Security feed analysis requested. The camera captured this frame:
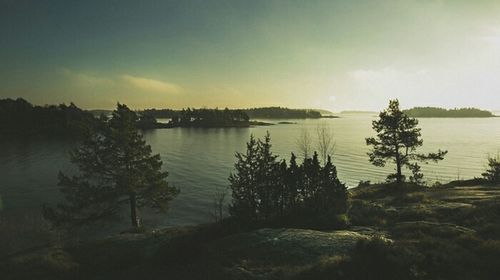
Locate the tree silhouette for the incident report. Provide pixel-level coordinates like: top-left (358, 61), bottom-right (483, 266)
top-left (366, 100), bottom-right (447, 184)
top-left (0, 98), bottom-right (98, 139)
top-left (482, 154), bottom-right (500, 183)
top-left (229, 133), bottom-right (348, 228)
top-left (43, 104), bottom-right (178, 230)
top-left (229, 135), bottom-right (260, 219)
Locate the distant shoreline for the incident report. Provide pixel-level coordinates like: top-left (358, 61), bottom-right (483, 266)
top-left (403, 107), bottom-right (495, 118)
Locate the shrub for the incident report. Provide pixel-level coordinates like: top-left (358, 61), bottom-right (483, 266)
top-left (482, 154), bottom-right (500, 184)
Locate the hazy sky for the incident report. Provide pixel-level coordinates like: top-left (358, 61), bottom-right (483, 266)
top-left (2, 0), bottom-right (500, 111)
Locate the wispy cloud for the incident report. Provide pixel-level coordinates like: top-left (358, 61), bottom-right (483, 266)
top-left (61, 68), bottom-right (113, 87)
top-left (62, 69), bottom-right (182, 94)
top-left (121, 74), bottom-right (182, 94)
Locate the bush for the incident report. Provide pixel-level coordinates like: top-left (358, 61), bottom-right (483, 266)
top-left (482, 154), bottom-right (500, 184)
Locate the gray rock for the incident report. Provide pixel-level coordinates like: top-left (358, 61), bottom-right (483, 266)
top-left (205, 228), bottom-right (373, 279)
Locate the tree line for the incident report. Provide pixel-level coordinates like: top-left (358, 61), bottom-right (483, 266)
top-left (243, 107), bottom-right (322, 119)
top-left (167, 108), bottom-right (250, 127)
top-left (229, 133), bottom-right (348, 228)
top-left (403, 107), bottom-right (494, 118)
top-left (142, 106), bottom-right (323, 121)
top-left (0, 98), bottom-right (98, 139)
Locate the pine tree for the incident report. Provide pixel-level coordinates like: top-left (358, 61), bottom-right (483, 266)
top-left (43, 104), bottom-right (179, 230)
top-left (255, 132), bottom-right (280, 219)
top-left (482, 154), bottom-right (500, 183)
top-left (229, 133), bottom-right (349, 228)
top-left (366, 100), bottom-right (447, 184)
top-left (285, 153), bottom-right (301, 212)
top-left (302, 152), bottom-right (322, 203)
top-left (319, 156), bottom-right (348, 214)
top-left (229, 135), bottom-right (259, 219)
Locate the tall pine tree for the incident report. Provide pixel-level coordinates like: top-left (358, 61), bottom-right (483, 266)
top-left (44, 104), bottom-right (179, 230)
top-left (366, 99), bottom-right (447, 184)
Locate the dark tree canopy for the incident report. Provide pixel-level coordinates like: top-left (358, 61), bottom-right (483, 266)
top-left (403, 107), bottom-right (494, 118)
top-left (141, 106), bottom-right (323, 122)
top-left (243, 107), bottom-right (322, 119)
top-left (170, 107), bottom-right (249, 127)
top-left (0, 98), bottom-right (98, 139)
top-left (43, 104), bottom-right (179, 230)
top-left (229, 133), bottom-right (348, 228)
top-left (366, 100), bottom-right (447, 184)
top-left (142, 107), bottom-right (250, 128)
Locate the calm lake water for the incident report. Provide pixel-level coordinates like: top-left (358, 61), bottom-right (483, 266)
top-left (1, 113), bottom-right (500, 228)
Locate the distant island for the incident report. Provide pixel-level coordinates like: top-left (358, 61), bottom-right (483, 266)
top-left (160, 108), bottom-right (250, 128)
top-left (243, 107), bottom-right (322, 119)
top-left (403, 107), bottom-right (495, 118)
top-left (143, 107), bottom-right (334, 120)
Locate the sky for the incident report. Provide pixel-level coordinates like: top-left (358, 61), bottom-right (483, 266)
top-left (1, 0), bottom-right (500, 111)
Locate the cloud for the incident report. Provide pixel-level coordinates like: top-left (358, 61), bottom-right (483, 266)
top-left (121, 74), bottom-right (182, 94)
top-left (61, 68), bottom-right (113, 87)
top-left (62, 69), bottom-right (182, 94)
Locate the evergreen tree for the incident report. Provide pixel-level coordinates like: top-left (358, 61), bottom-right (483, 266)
top-left (319, 156), bottom-right (348, 214)
top-left (482, 154), bottom-right (500, 183)
top-left (255, 132), bottom-right (280, 219)
top-left (285, 153), bottom-right (301, 212)
top-left (302, 152), bottom-right (322, 203)
top-left (366, 100), bottom-right (447, 184)
top-left (229, 133), bottom-right (348, 228)
top-left (43, 104), bottom-right (179, 230)
top-left (229, 135), bottom-right (259, 219)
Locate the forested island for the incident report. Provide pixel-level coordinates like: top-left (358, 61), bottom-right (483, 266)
top-left (403, 107), bottom-right (495, 118)
top-left (243, 107), bottom-right (323, 119)
top-left (166, 108), bottom-right (250, 128)
top-left (143, 107), bottom-right (329, 120)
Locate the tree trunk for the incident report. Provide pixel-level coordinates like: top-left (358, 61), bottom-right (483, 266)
top-left (396, 160), bottom-right (402, 184)
top-left (395, 145), bottom-right (402, 184)
top-left (130, 193), bottom-right (140, 229)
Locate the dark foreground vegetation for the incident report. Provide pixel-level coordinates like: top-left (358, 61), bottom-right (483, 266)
top-left (229, 133), bottom-right (348, 229)
top-left (3, 180), bottom-right (500, 280)
top-left (42, 104), bottom-right (179, 231)
top-left (403, 107), bottom-right (495, 118)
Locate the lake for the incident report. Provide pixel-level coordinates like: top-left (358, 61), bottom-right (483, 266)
top-left (1, 113), bottom-right (499, 228)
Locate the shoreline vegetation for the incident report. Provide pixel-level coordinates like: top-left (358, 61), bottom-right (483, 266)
top-left (403, 107), bottom-right (495, 118)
